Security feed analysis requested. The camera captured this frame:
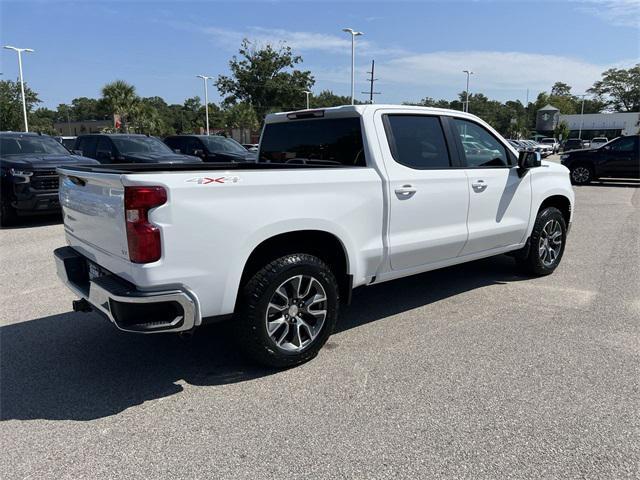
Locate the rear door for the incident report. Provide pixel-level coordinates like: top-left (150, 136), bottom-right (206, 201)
top-left (376, 112), bottom-right (469, 270)
top-left (450, 117), bottom-right (532, 255)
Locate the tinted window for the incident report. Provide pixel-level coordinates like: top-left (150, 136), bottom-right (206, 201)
top-left (0, 136), bottom-right (70, 156)
top-left (384, 115), bottom-right (451, 169)
top-left (164, 137), bottom-right (183, 152)
top-left (259, 117), bottom-right (366, 166)
top-left (201, 136), bottom-right (247, 154)
top-left (96, 137), bottom-right (113, 154)
top-left (111, 136), bottom-right (172, 155)
top-left (183, 138), bottom-right (203, 155)
top-left (77, 136), bottom-right (98, 158)
top-left (609, 137), bottom-right (635, 152)
top-left (453, 119), bottom-right (510, 167)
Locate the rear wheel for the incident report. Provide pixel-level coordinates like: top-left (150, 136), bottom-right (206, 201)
top-left (236, 254), bottom-right (339, 368)
top-left (517, 207), bottom-right (567, 276)
top-left (570, 164), bottom-right (593, 185)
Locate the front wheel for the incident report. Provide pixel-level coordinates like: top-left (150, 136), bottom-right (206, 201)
top-left (570, 164), bottom-right (593, 185)
top-left (516, 207), bottom-right (567, 276)
top-left (236, 254), bottom-right (339, 368)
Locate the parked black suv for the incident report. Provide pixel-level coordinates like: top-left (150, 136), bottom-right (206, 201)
top-left (561, 135), bottom-right (639, 185)
top-left (74, 134), bottom-right (201, 164)
top-left (164, 135), bottom-right (255, 162)
top-left (0, 132), bottom-right (97, 225)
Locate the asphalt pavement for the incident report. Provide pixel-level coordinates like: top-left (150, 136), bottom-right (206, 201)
top-left (1, 175), bottom-right (639, 479)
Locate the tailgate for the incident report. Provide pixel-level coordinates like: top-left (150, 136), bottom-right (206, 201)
top-left (58, 168), bottom-right (129, 260)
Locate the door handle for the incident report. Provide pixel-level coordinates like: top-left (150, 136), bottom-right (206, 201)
top-left (395, 185), bottom-right (417, 197)
top-left (471, 180), bottom-right (487, 192)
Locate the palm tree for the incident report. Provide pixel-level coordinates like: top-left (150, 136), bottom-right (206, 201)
top-left (101, 80), bottom-right (137, 132)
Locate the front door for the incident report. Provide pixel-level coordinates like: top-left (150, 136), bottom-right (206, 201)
top-left (377, 112), bottom-right (470, 271)
top-left (450, 118), bottom-right (532, 255)
top-left (599, 136), bottom-right (640, 178)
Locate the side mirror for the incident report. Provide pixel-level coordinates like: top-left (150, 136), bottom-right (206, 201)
top-left (518, 150), bottom-right (541, 171)
top-left (73, 150), bottom-right (84, 156)
top-left (193, 149), bottom-right (204, 157)
top-left (173, 149), bottom-right (181, 154)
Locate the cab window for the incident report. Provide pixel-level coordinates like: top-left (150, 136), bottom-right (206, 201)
top-left (452, 119), bottom-right (511, 167)
top-left (609, 137), bottom-right (635, 152)
top-left (383, 115), bottom-right (451, 169)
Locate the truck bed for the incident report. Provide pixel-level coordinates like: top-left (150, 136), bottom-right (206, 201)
top-left (58, 161), bottom-right (348, 175)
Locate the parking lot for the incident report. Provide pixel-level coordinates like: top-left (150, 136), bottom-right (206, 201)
top-left (1, 174), bottom-right (639, 479)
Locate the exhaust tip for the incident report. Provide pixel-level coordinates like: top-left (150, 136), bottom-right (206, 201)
top-left (72, 299), bottom-right (93, 313)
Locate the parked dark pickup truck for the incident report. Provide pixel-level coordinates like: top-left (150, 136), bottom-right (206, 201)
top-left (74, 134), bottom-right (202, 164)
top-left (0, 132), bottom-right (98, 226)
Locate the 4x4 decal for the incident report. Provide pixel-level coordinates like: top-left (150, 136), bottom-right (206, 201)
top-left (186, 176), bottom-right (240, 185)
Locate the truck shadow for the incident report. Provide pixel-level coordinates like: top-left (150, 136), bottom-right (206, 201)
top-left (1, 256), bottom-right (528, 421)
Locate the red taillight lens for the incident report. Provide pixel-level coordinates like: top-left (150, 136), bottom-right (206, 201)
top-left (124, 186), bottom-right (167, 263)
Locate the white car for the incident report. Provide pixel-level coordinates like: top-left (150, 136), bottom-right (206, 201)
top-left (539, 137), bottom-right (559, 154)
top-left (590, 137), bottom-right (609, 149)
top-left (54, 105), bottom-right (575, 367)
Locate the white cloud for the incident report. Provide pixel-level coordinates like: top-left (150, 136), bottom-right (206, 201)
top-left (574, 0), bottom-right (640, 27)
top-left (377, 51), bottom-right (616, 94)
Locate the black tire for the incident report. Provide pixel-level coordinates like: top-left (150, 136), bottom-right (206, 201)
top-left (516, 207), bottom-right (567, 276)
top-left (236, 254), bottom-right (339, 368)
top-left (569, 164), bottom-right (593, 185)
top-left (0, 200), bottom-right (17, 227)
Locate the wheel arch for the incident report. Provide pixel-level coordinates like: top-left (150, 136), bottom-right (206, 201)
top-left (237, 229), bottom-right (353, 307)
top-left (538, 195), bottom-right (572, 226)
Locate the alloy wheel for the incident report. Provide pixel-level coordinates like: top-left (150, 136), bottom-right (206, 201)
top-left (265, 274), bottom-right (327, 352)
top-left (538, 219), bottom-right (563, 267)
top-left (571, 166), bottom-right (590, 183)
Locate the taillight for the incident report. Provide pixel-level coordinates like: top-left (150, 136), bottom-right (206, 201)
top-left (124, 186), bottom-right (167, 263)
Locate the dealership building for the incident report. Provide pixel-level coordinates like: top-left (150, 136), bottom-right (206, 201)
top-left (536, 104), bottom-right (640, 139)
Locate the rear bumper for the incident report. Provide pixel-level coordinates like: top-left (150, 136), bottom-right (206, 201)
top-left (54, 246), bottom-right (198, 333)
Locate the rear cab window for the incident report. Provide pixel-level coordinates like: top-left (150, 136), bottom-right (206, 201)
top-left (259, 117), bottom-right (366, 167)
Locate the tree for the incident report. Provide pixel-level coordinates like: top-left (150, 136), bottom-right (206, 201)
top-left (588, 64), bottom-right (640, 112)
top-left (551, 82), bottom-right (572, 97)
top-left (554, 121), bottom-right (570, 141)
top-left (216, 39), bottom-right (314, 121)
top-left (225, 102), bottom-right (259, 130)
top-left (101, 80), bottom-right (138, 130)
top-left (0, 80), bottom-right (41, 131)
top-left (311, 90), bottom-right (354, 108)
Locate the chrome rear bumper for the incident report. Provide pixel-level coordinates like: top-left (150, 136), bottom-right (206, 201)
top-left (54, 247), bottom-right (198, 333)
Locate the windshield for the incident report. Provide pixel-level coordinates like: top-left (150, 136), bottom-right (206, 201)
top-left (111, 136), bottom-right (172, 155)
top-left (540, 139), bottom-right (555, 144)
top-left (0, 136), bottom-right (70, 156)
top-left (201, 136), bottom-right (247, 155)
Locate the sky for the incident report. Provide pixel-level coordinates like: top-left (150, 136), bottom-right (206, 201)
top-left (1, 0), bottom-right (639, 109)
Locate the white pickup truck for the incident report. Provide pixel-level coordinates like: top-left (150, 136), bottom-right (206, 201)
top-left (54, 105), bottom-right (574, 367)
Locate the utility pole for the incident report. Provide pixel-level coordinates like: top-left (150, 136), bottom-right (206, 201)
top-left (361, 59), bottom-right (381, 104)
top-left (342, 28), bottom-right (363, 105)
top-left (462, 69), bottom-right (474, 113)
top-left (4, 45), bottom-right (35, 132)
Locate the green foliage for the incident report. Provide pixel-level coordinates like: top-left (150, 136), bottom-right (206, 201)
top-left (101, 80), bottom-right (137, 130)
top-left (311, 90), bottom-right (355, 108)
top-left (588, 64), bottom-right (640, 112)
top-left (216, 39), bottom-right (315, 121)
top-left (554, 121), bottom-right (570, 141)
top-left (225, 102), bottom-right (259, 130)
top-left (0, 79), bottom-right (41, 131)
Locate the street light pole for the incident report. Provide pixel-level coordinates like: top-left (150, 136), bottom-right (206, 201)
top-left (196, 75), bottom-right (213, 135)
top-left (303, 90), bottom-right (312, 109)
top-left (462, 70), bottom-right (474, 113)
top-left (342, 28), bottom-right (363, 105)
top-left (4, 45), bottom-right (35, 132)
top-left (578, 94), bottom-right (587, 140)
